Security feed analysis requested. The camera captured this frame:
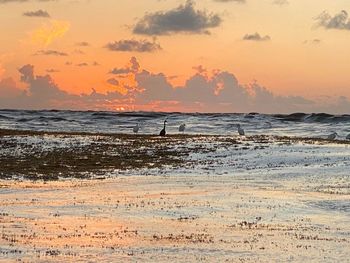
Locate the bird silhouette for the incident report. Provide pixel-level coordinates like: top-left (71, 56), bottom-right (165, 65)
top-left (237, 124), bottom-right (245, 136)
top-left (133, 123), bottom-right (140, 133)
top-left (179, 123), bottom-right (186, 133)
top-left (327, 132), bottom-right (337, 140)
top-left (159, 120), bottom-right (167, 136)
top-left (346, 134), bottom-right (350, 140)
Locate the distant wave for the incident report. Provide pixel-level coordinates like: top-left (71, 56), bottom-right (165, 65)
top-left (273, 113), bottom-right (350, 123)
top-left (1, 109), bottom-right (350, 138)
top-left (0, 114), bottom-right (13, 120)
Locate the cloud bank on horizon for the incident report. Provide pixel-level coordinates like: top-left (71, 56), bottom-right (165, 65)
top-left (1, 57), bottom-right (350, 114)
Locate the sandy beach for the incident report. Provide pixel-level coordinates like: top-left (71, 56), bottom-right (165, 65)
top-left (0, 131), bottom-right (349, 262)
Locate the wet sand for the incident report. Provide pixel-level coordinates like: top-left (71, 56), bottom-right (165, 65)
top-left (0, 176), bottom-right (349, 262)
top-left (0, 130), bottom-right (349, 262)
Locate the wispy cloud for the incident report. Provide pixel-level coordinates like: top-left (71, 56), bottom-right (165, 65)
top-left (105, 39), bottom-right (161, 52)
top-left (34, 50), bottom-right (68, 56)
top-left (0, 0), bottom-right (56, 3)
top-left (31, 20), bottom-right (70, 46)
top-left (23, 9), bottom-right (50, 18)
top-left (243, 32), bottom-right (271, 41)
top-left (214, 0), bottom-right (246, 3)
top-left (272, 0), bottom-right (289, 6)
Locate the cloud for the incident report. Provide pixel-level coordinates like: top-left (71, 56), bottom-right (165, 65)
top-left (107, 78), bottom-right (119, 86)
top-left (76, 62), bottom-right (88, 67)
top-left (128, 58), bottom-right (325, 113)
top-left (76, 41), bottom-right (90, 47)
top-left (243, 32), bottom-right (271, 41)
top-left (315, 10), bottom-right (350, 30)
top-left (0, 0), bottom-right (55, 3)
top-left (133, 0), bottom-right (222, 35)
top-left (73, 49), bottom-right (85, 55)
top-left (0, 64), bottom-right (126, 110)
top-left (214, 0), bottom-right (246, 3)
top-left (109, 56), bottom-right (140, 75)
top-left (23, 9), bottom-right (50, 18)
top-left (0, 77), bottom-right (23, 98)
top-left (304, 39), bottom-right (321, 45)
top-left (105, 39), bottom-right (161, 52)
top-left (46, 69), bottom-right (60, 73)
top-left (133, 61), bottom-right (314, 113)
top-left (1, 58), bottom-right (350, 113)
top-left (272, 0), bottom-right (289, 6)
top-left (34, 50), bottom-right (68, 56)
top-left (31, 20), bottom-right (70, 46)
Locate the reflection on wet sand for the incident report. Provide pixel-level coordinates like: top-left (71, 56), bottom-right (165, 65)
top-left (1, 175), bottom-right (349, 262)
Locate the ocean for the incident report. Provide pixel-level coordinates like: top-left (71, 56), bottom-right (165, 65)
top-left (1, 109), bottom-right (350, 139)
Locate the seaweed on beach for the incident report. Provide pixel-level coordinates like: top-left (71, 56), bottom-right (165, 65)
top-left (0, 129), bottom-right (349, 180)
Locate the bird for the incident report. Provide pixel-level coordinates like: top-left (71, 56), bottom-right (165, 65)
top-left (327, 132), bottom-right (337, 140)
top-left (237, 124), bottom-right (245, 136)
top-left (179, 123), bottom-right (186, 133)
top-left (133, 123), bottom-right (140, 133)
top-left (346, 134), bottom-right (350, 140)
top-left (159, 120), bottom-right (167, 136)
top-left (264, 122), bottom-right (272, 129)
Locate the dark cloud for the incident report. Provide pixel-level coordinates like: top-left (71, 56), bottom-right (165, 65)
top-left (107, 78), bottom-right (119, 86)
top-left (105, 39), bottom-right (161, 52)
top-left (133, 0), bottom-right (222, 35)
top-left (316, 10), bottom-right (350, 30)
top-left (110, 68), bottom-right (132, 75)
top-left (34, 50), bottom-right (68, 56)
top-left (23, 9), bottom-right (50, 18)
top-left (243, 32), bottom-right (271, 41)
top-left (109, 57), bottom-right (140, 75)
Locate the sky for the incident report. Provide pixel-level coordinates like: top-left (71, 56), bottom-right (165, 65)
top-left (1, 0), bottom-right (350, 113)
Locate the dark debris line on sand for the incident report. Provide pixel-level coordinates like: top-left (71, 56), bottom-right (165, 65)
top-left (0, 129), bottom-right (349, 181)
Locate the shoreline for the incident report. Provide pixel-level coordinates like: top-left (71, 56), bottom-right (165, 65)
top-left (1, 128), bottom-right (350, 181)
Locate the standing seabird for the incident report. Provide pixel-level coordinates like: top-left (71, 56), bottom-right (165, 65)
top-left (159, 120), bottom-right (167, 136)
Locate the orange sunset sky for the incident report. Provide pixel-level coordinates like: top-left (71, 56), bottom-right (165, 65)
top-left (1, 0), bottom-right (350, 113)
